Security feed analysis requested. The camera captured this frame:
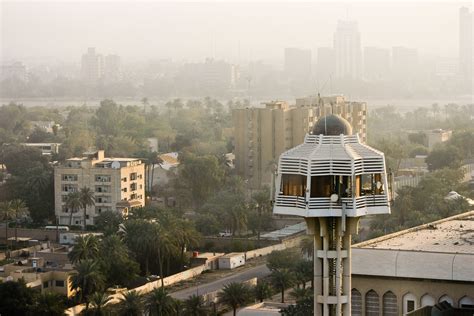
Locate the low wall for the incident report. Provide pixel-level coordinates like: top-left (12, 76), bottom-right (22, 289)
top-left (65, 234), bottom-right (305, 316)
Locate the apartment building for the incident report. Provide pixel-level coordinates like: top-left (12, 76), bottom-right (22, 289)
top-left (232, 96), bottom-right (367, 189)
top-left (54, 150), bottom-right (145, 226)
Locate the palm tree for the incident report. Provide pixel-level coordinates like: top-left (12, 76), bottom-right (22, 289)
top-left (254, 281), bottom-right (272, 303)
top-left (90, 292), bottom-right (111, 316)
top-left (152, 224), bottom-right (179, 286)
top-left (174, 219), bottom-right (201, 270)
top-left (300, 237), bottom-right (314, 259)
top-left (68, 234), bottom-right (100, 264)
top-left (218, 282), bottom-right (252, 316)
top-left (145, 287), bottom-right (175, 316)
top-left (70, 259), bottom-right (105, 310)
top-left (34, 292), bottom-right (66, 315)
top-left (184, 294), bottom-right (207, 316)
top-left (119, 291), bottom-right (143, 316)
top-left (293, 260), bottom-right (313, 289)
top-left (0, 201), bottom-right (12, 251)
top-left (79, 187), bottom-right (95, 230)
top-left (65, 191), bottom-right (81, 226)
top-left (270, 269), bottom-right (294, 303)
top-left (251, 188), bottom-right (271, 245)
top-left (9, 199), bottom-right (28, 246)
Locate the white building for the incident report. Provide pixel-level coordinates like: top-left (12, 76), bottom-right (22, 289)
top-left (81, 47), bottom-right (104, 84)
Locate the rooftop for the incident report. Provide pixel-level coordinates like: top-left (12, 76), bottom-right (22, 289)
top-left (355, 211), bottom-right (474, 254)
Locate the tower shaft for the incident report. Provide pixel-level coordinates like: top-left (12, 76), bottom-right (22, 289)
top-left (307, 216), bottom-right (359, 316)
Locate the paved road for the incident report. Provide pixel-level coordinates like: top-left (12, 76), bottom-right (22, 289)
top-left (170, 264), bottom-right (270, 300)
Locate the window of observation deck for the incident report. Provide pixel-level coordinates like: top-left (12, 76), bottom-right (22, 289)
top-left (310, 175), bottom-right (351, 198)
top-left (281, 174), bottom-right (306, 197)
top-left (356, 174), bottom-right (384, 196)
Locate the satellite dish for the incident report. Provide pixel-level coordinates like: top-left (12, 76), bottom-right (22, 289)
top-left (330, 194), bottom-right (339, 202)
top-left (111, 161), bottom-right (121, 169)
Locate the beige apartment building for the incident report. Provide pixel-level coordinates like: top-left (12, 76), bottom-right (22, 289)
top-left (232, 95), bottom-right (367, 189)
top-left (54, 150), bottom-right (145, 226)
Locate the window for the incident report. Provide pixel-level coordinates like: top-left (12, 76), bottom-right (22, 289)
top-left (403, 293), bottom-right (418, 314)
top-left (62, 184), bottom-right (78, 193)
top-left (95, 185), bottom-right (110, 193)
top-left (352, 289), bottom-right (362, 316)
top-left (383, 291), bottom-right (397, 316)
top-left (281, 174), bottom-right (306, 197)
top-left (122, 177), bottom-right (127, 182)
top-left (43, 281), bottom-right (49, 288)
top-left (407, 300), bottom-right (415, 312)
top-left (365, 290), bottom-right (379, 316)
top-left (55, 280), bottom-right (64, 287)
top-left (130, 183), bottom-right (137, 191)
top-left (356, 174), bottom-right (384, 196)
top-left (95, 175), bottom-right (111, 182)
top-left (130, 173), bottom-right (137, 180)
top-left (62, 174), bottom-right (78, 181)
top-left (310, 175), bottom-right (351, 198)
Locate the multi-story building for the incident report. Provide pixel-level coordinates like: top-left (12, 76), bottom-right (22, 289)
top-left (315, 47), bottom-right (335, 84)
top-left (232, 96), bottom-right (367, 189)
top-left (81, 47), bottom-right (104, 84)
top-left (54, 150), bottom-right (145, 226)
top-left (104, 54), bottom-right (122, 82)
top-left (334, 20), bottom-right (362, 80)
top-left (459, 7), bottom-right (473, 90)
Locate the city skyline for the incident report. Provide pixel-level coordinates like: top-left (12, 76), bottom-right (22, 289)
top-left (1, 2), bottom-right (471, 64)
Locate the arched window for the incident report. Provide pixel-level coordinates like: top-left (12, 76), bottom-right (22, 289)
top-left (439, 295), bottom-right (454, 306)
top-left (365, 290), bottom-right (379, 316)
top-left (403, 293), bottom-right (417, 314)
top-left (383, 291), bottom-right (398, 316)
top-left (459, 296), bottom-right (474, 309)
top-left (421, 294), bottom-right (435, 307)
top-left (352, 288), bottom-right (362, 316)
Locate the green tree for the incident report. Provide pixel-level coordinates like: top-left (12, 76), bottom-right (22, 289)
top-left (426, 145), bottom-right (463, 171)
top-left (10, 199), bottom-right (28, 246)
top-left (70, 259), bottom-right (105, 310)
top-left (68, 234), bottom-right (100, 264)
top-left (218, 282), bottom-right (252, 316)
top-left (118, 291), bottom-right (143, 316)
top-left (34, 292), bottom-right (66, 316)
top-left (267, 249), bottom-right (301, 271)
top-left (293, 260), bottom-right (313, 289)
top-left (94, 210), bottom-right (123, 236)
top-left (0, 201), bottom-right (13, 251)
top-left (254, 280), bottom-right (272, 303)
top-left (184, 294), bottom-right (207, 316)
top-left (79, 186), bottom-right (95, 230)
top-left (145, 287), bottom-right (175, 316)
top-left (98, 234), bottom-right (140, 287)
top-left (290, 287), bottom-right (312, 302)
top-left (89, 292), bottom-right (111, 316)
top-left (0, 279), bottom-right (36, 315)
top-left (270, 269), bottom-right (295, 303)
top-left (65, 191), bottom-right (82, 226)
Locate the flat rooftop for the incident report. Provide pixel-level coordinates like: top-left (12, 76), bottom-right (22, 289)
top-left (355, 210), bottom-right (474, 254)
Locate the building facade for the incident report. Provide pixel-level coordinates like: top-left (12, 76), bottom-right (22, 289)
top-left (334, 20), bottom-right (362, 80)
top-left (351, 211), bottom-right (474, 315)
top-left (232, 96), bottom-right (367, 189)
top-left (54, 150), bottom-right (145, 226)
top-left (81, 47), bottom-right (104, 84)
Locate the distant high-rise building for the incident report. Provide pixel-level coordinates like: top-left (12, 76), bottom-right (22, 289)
top-left (334, 21), bottom-right (362, 80)
top-left (392, 46), bottom-right (418, 80)
top-left (81, 47), bottom-right (104, 83)
top-left (459, 7), bottom-right (473, 90)
top-left (315, 47), bottom-right (335, 86)
top-left (363, 47), bottom-right (390, 81)
top-left (232, 96), bottom-right (367, 189)
top-left (104, 54), bottom-right (122, 82)
top-left (284, 48), bottom-right (312, 81)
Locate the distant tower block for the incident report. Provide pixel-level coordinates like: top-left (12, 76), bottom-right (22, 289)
top-left (273, 115), bottom-right (391, 316)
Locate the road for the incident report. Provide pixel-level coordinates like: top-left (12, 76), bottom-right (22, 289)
top-left (170, 264), bottom-right (270, 300)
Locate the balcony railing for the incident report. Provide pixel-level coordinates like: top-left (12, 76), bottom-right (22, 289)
top-left (275, 194), bottom-right (389, 210)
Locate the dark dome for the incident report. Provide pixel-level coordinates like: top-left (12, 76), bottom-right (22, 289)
top-left (312, 114), bottom-right (353, 136)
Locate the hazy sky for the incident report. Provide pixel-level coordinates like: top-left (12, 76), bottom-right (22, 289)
top-left (1, 1), bottom-right (472, 64)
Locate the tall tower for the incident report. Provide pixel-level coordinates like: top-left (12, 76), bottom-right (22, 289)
top-left (273, 115), bottom-right (391, 315)
top-left (334, 21), bottom-right (362, 80)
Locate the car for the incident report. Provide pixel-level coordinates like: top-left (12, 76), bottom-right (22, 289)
top-left (219, 231), bottom-right (232, 237)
